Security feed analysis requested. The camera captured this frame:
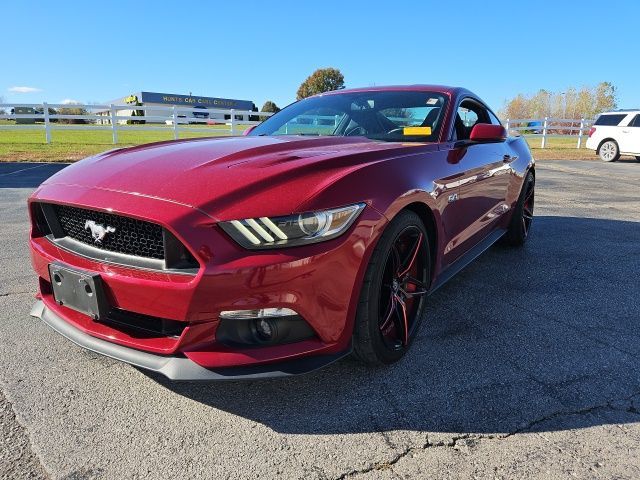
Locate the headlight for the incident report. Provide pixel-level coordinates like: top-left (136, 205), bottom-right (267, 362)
top-left (219, 203), bottom-right (366, 249)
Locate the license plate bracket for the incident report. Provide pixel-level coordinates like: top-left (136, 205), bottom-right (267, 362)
top-left (48, 263), bottom-right (109, 321)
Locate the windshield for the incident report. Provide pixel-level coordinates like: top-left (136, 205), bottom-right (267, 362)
top-left (249, 90), bottom-right (448, 142)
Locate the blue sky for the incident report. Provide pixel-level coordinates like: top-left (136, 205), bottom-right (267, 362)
top-left (2, 1), bottom-right (639, 111)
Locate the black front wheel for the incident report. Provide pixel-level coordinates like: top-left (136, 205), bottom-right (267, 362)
top-left (353, 211), bottom-right (430, 365)
top-left (503, 171), bottom-right (535, 247)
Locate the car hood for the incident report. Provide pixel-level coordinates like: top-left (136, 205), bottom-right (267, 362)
top-left (43, 136), bottom-right (433, 220)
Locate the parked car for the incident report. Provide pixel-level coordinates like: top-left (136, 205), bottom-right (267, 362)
top-left (190, 105), bottom-right (209, 124)
top-left (28, 85), bottom-right (535, 380)
top-left (527, 121), bottom-right (543, 135)
top-left (164, 114), bottom-right (188, 125)
top-left (586, 110), bottom-right (640, 162)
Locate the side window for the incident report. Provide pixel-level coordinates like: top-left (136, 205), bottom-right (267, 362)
top-left (594, 114), bottom-right (626, 126)
top-left (488, 110), bottom-right (502, 126)
top-left (459, 107), bottom-right (478, 128)
top-left (455, 100), bottom-right (491, 140)
top-left (630, 114), bottom-right (640, 127)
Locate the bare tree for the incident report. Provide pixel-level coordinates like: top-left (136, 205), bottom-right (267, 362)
top-left (500, 82), bottom-right (618, 121)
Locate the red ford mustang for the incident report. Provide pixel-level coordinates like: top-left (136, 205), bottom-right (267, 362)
top-left (28, 86), bottom-right (535, 380)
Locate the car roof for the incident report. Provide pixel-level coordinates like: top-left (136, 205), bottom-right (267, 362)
top-left (315, 85), bottom-right (478, 99)
top-left (600, 109), bottom-right (640, 114)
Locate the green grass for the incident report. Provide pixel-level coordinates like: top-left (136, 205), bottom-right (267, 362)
top-left (0, 122), bottom-right (596, 162)
top-left (0, 123), bottom-right (248, 162)
top-left (523, 136), bottom-right (585, 149)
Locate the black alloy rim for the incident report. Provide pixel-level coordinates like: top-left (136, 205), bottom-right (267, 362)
top-left (378, 226), bottom-right (428, 350)
top-left (522, 179), bottom-right (535, 238)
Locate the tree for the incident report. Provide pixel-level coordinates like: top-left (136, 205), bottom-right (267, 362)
top-left (261, 100), bottom-right (280, 114)
top-left (260, 100), bottom-right (280, 121)
top-left (500, 82), bottom-right (618, 121)
top-left (528, 89), bottom-right (551, 118)
top-left (501, 94), bottom-right (529, 120)
top-left (296, 68), bottom-right (345, 100)
top-left (575, 87), bottom-right (594, 120)
top-left (593, 82), bottom-right (617, 115)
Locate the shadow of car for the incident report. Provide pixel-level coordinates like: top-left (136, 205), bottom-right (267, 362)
top-left (144, 215), bottom-right (640, 437)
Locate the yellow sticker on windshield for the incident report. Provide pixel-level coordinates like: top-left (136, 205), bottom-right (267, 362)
top-left (403, 126), bottom-right (432, 135)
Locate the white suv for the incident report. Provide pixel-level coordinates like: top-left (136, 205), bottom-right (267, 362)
top-left (586, 110), bottom-right (640, 162)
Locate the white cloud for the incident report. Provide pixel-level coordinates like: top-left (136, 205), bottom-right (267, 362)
top-left (8, 86), bottom-right (43, 93)
top-left (60, 99), bottom-right (81, 105)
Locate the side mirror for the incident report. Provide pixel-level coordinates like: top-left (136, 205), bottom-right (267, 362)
top-left (469, 124), bottom-right (507, 142)
top-left (243, 125), bottom-right (257, 136)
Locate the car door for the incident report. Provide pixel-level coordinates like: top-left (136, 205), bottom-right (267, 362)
top-left (619, 114), bottom-right (640, 154)
top-left (439, 99), bottom-right (513, 264)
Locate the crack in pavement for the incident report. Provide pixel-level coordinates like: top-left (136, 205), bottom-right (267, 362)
top-left (333, 434), bottom-right (494, 479)
top-left (0, 386), bottom-right (49, 479)
top-left (0, 290), bottom-right (34, 297)
top-left (333, 390), bottom-right (640, 479)
top-left (507, 390), bottom-right (640, 437)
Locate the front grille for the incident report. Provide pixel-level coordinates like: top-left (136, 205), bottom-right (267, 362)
top-left (53, 204), bottom-right (165, 260)
top-left (35, 202), bottom-right (199, 273)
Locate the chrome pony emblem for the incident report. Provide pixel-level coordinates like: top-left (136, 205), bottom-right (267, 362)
top-left (84, 220), bottom-right (116, 244)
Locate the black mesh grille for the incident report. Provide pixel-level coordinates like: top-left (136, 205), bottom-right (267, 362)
top-left (52, 204), bottom-right (165, 260)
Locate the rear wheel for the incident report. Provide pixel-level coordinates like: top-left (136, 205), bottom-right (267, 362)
top-left (353, 211), bottom-right (430, 365)
top-left (599, 140), bottom-right (620, 162)
top-left (635, 156), bottom-right (640, 162)
top-left (503, 172), bottom-right (535, 247)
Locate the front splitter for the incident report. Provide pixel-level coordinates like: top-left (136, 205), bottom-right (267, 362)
top-left (30, 300), bottom-right (350, 381)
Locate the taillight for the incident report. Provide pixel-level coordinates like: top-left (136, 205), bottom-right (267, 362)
top-left (588, 127), bottom-right (596, 138)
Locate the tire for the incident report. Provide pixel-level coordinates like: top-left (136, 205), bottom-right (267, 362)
top-left (635, 156), bottom-right (640, 162)
top-left (599, 140), bottom-right (620, 162)
top-left (502, 171), bottom-right (535, 247)
top-left (353, 210), bottom-right (430, 365)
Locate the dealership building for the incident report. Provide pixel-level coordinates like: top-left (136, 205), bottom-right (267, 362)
top-left (97, 91), bottom-right (255, 124)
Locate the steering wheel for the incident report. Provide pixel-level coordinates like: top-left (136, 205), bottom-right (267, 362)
top-left (345, 126), bottom-right (366, 136)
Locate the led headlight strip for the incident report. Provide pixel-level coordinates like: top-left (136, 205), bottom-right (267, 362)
top-left (219, 203), bottom-right (365, 249)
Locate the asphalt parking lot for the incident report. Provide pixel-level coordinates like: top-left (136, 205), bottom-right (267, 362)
top-left (1, 159), bottom-right (639, 479)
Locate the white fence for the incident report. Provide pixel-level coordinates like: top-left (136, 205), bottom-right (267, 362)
top-left (0, 103), bottom-right (272, 144)
top-left (503, 117), bottom-right (594, 148)
top-left (1, 103), bottom-right (594, 148)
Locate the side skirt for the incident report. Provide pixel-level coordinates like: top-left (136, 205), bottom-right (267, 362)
top-left (429, 228), bottom-right (506, 294)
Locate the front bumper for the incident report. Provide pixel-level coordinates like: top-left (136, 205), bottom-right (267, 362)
top-left (30, 300), bottom-right (350, 380)
top-left (28, 183), bottom-right (386, 378)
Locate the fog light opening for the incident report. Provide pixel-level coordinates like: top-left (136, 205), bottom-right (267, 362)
top-left (217, 308), bottom-right (315, 346)
top-left (255, 318), bottom-right (275, 341)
